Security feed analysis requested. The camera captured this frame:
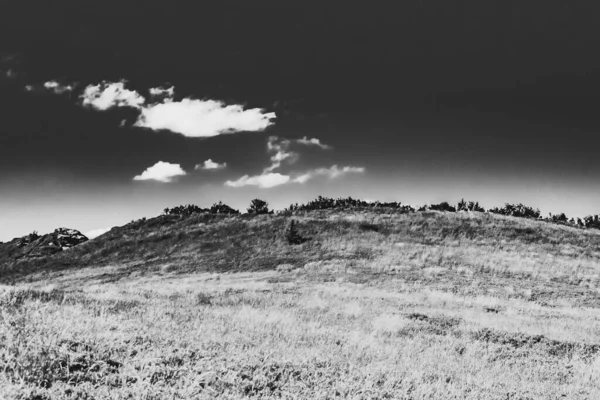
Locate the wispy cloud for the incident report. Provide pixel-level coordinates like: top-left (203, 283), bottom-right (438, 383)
top-left (195, 159), bottom-right (227, 170)
top-left (149, 86), bottom-right (174, 98)
top-left (264, 136), bottom-right (298, 172)
top-left (81, 80), bottom-right (146, 110)
top-left (296, 136), bottom-right (332, 150)
top-left (225, 136), bottom-right (363, 189)
top-left (225, 173), bottom-right (290, 189)
top-left (44, 80), bottom-right (74, 94)
top-left (292, 165), bottom-right (365, 184)
top-left (133, 161), bottom-right (186, 183)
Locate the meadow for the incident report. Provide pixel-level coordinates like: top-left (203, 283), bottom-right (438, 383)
top-left (2, 210), bottom-right (600, 399)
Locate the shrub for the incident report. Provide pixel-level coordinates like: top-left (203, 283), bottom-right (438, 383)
top-left (163, 204), bottom-right (208, 216)
top-left (583, 215), bottom-right (600, 229)
top-left (428, 202), bottom-right (457, 212)
top-left (247, 199), bottom-right (271, 215)
top-left (488, 203), bottom-right (541, 219)
top-left (546, 213), bottom-right (569, 224)
top-left (210, 201), bottom-right (240, 215)
top-left (456, 199), bottom-right (485, 212)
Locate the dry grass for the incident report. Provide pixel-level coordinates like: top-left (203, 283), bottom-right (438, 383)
top-left (2, 210), bottom-right (600, 398)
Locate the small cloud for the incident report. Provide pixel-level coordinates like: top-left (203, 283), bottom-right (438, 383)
top-left (225, 172), bottom-right (290, 189)
top-left (81, 80), bottom-right (145, 110)
top-left (44, 80), bottom-right (73, 94)
top-left (296, 136), bottom-right (332, 150)
top-left (149, 86), bottom-right (174, 98)
top-left (24, 85), bottom-right (35, 92)
top-left (135, 98), bottom-right (275, 138)
top-left (291, 165), bottom-right (365, 183)
top-left (133, 161), bottom-right (186, 183)
top-left (85, 227), bottom-right (111, 239)
top-left (196, 159), bottom-right (227, 170)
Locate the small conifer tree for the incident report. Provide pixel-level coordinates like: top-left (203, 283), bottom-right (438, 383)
top-left (286, 220), bottom-right (303, 245)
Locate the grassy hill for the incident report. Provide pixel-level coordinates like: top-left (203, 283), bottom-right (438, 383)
top-left (2, 209), bottom-right (600, 398)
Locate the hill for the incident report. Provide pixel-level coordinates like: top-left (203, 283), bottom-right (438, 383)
top-left (0, 228), bottom-right (88, 265)
top-left (3, 210), bottom-right (600, 297)
top-left (2, 209), bottom-right (600, 398)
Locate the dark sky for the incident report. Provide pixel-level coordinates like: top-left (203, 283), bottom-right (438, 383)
top-left (1, 1), bottom-right (600, 240)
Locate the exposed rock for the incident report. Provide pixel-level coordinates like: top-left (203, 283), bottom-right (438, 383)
top-left (0, 228), bottom-right (88, 262)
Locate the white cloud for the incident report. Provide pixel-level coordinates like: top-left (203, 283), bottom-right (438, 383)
top-left (133, 161), bottom-right (187, 183)
top-left (44, 80), bottom-right (74, 94)
top-left (225, 173), bottom-right (290, 189)
top-left (296, 136), bottom-right (332, 149)
top-left (40, 79), bottom-right (276, 138)
top-left (81, 80), bottom-right (145, 110)
top-left (149, 86), bottom-right (174, 98)
top-left (291, 165), bottom-right (365, 183)
top-left (196, 159), bottom-right (227, 170)
top-left (85, 227), bottom-right (111, 239)
top-left (135, 98), bottom-right (275, 138)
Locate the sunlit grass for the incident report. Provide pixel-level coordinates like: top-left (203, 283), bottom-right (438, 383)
top-left (3, 210), bottom-right (600, 398)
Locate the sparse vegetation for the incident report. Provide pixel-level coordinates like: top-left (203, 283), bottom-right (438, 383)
top-left (285, 196), bottom-right (414, 213)
top-left (489, 202), bottom-right (542, 219)
top-left (457, 199), bottom-right (485, 212)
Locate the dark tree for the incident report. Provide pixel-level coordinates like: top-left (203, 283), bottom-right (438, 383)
top-left (247, 199), bottom-right (271, 215)
top-left (286, 220), bottom-right (304, 245)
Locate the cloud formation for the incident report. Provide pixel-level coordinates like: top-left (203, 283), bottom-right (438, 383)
top-left (225, 173), bottom-right (290, 189)
top-left (44, 80), bottom-right (73, 94)
top-left (225, 136), bottom-right (362, 189)
top-left (81, 81), bottom-right (145, 110)
top-left (133, 161), bottom-right (186, 183)
top-left (135, 98), bottom-right (275, 138)
top-left (196, 159), bottom-right (227, 170)
top-left (74, 80), bottom-right (276, 137)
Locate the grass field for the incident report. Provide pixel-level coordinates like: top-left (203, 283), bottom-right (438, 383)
top-left (2, 210), bottom-right (600, 399)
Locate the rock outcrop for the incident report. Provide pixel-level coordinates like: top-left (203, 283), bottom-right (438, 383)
top-left (0, 228), bottom-right (88, 262)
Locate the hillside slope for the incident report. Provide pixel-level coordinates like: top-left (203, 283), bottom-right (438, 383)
top-left (3, 210), bottom-right (600, 305)
top-left (4, 210), bottom-right (600, 398)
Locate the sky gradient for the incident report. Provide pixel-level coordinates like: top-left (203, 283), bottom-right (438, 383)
top-left (1, 2), bottom-right (600, 241)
